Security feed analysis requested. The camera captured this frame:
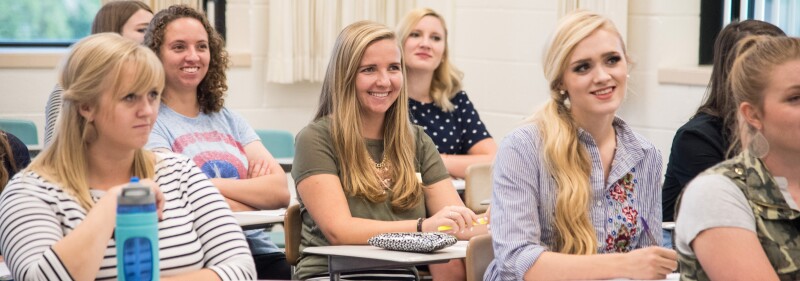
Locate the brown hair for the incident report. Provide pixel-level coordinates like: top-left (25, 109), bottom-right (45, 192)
top-left (145, 4), bottom-right (229, 114)
top-left (91, 0), bottom-right (153, 34)
top-left (0, 131), bottom-right (19, 189)
top-left (729, 36), bottom-right (800, 155)
top-left (696, 20), bottom-right (784, 154)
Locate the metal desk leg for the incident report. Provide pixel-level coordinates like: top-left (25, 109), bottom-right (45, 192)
top-left (328, 256), bottom-right (340, 281)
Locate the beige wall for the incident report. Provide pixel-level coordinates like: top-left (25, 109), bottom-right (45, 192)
top-left (0, 0), bottom-right (709, 171)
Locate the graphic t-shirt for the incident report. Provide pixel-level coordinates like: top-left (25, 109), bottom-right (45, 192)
top-left (147, 103), bottom-right (281, 255)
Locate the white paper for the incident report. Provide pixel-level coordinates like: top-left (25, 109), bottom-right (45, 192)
top-left (0, 261), bottom-right (11, 280)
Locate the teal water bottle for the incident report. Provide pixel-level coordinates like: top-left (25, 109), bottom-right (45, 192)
top-left (116, 177), bottom-right (159, 281)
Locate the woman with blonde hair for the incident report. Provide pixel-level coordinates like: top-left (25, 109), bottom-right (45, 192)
top-left (293, 20), bottom-right (487, 280)
top-left (0, 33), bottom-right (255, 280)
top-left (675, 35), bottom-right (800, 280)
top-left (396, 8), bottom-right (496, 179)
top-left (484, 10), bottom-right (676, 280)
top-left (44, 0), bottom-right (154, 146)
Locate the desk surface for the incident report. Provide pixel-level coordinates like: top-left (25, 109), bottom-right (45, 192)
top-left (234, 210), bottom-right (285, 230)
top-left (305, 240), bottom-right (468, 280)
top-left (452, 179), bottom-right (465, 191)
top-left (304, 240), bottom-right (467, 263)
top-left (276, 157), bottom-right (293, 172)
top-left (609, 273), bottom-right (679, 280)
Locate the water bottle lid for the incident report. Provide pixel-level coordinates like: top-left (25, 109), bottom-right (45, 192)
top-left (118, 176), bottom-right (156, 207)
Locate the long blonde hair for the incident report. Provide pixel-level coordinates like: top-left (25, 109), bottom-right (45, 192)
top-left (536, 10), bottom-right (627, 255)
top-left (729, 35), bottom-right (800, 155)
top-left (28, 33), bottom-right (164, 211)
top-left (315, 21), bottom-right (423, 211)
top-left (396, 8), bottom-right (463, 112)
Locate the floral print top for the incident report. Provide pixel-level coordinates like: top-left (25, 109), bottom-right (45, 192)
top-left (484, 117), bottom-right (664, 280)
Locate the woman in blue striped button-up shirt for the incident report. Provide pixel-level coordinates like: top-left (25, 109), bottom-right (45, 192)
top-left (484, 10), bottom-right (677, 280)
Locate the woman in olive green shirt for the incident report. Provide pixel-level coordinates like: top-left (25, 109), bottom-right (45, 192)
top-left (292, 21), bottom-right (488, 280)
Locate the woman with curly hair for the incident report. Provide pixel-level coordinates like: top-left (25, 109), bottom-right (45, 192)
top-left (0, 32), bottom-right (255, 281)
top-left (0, 130), bottom-right (30, 191)
top-left (144, 5), bottom-right (291, 280)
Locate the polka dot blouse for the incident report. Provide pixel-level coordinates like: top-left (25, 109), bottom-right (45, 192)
top-left (409, 91), bottom-right (492, 155)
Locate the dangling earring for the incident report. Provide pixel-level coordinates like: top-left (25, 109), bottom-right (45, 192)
top-left (559, 90), bottom-right (566, 95)
top-left (749, 130), bottom-right (770, 158)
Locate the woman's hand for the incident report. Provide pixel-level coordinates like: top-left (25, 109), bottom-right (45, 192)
top-left (107, 178), bottom-right (166, 220)
top-left (247, 158), bottom-right (270, 179)
top-left (623, 246), bottom-right (678, 279)
top-left (424, 205), bottom-right (479, 234)
top-left (483, 206), bottom-right (491, 231)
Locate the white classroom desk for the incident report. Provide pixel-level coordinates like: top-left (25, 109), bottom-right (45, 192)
top-left (304, 240), bottom-right (468, 281)
top-left (233, 209), bottom-right (285, 230)
top-left (452, 178), bottom-right (465, 191)
top-left (276, 157), bottom-right (293, 173)
top-left (302, 241), bottom-right (679, 281)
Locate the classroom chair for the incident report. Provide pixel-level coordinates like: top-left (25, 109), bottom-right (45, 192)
top-left (0, 118), bottom-right (38, 146)
top-left (284, 204), bottom-right (302, 268)
top-left (464, 163), bottom-right (492, 213)
top-left (466, 234), bottom-right (494, 281)
top-left (255, 129), bottom-right (295, 159)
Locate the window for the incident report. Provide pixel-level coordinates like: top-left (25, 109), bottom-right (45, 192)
top-left (203, 0), bottom-right (226, 42)
top-left (0, 0), bottom-right (101, 47)
top-left (732, 0), bottom-right (800, 35)
top-left (700, 0), bottom-right (800, 64)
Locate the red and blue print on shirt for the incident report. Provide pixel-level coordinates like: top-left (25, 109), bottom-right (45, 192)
top-left (172, 132), bottom-right (248, 179)
top-left (604, 170), bottom-right (641, 253)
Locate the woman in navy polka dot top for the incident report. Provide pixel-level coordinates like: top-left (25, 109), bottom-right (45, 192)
top-left (397, 8), bottom-right (497, 178)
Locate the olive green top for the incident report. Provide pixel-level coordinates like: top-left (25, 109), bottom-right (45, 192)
top-left (291, 117), bottom-right (450, 279)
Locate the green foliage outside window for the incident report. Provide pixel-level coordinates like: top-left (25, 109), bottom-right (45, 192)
top-left (0, 0), bottom-right (100, 43)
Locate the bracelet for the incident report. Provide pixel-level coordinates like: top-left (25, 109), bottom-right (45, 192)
top-left (417, 217), bottom-right (425, 232)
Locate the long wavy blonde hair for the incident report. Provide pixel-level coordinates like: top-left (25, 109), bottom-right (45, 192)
top-left (535, 10), bottom-right (628, 255)
top-left (396, 8), bottom-right (463, 112)
top-left (28, 33), bottom-right (164, 211)
top-left (314, 21), bottom-right (423, 211)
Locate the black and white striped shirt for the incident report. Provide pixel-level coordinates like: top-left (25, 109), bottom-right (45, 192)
top-left (0, 152), bottom-right (256, 280)
top-left (43, 84), bottom-right (62, 147)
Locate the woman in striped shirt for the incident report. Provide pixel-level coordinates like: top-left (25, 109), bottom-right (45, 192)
top-left (484, 10), bottom-right (677, 280)
top-left (0, 33), bottom-right (255, 280)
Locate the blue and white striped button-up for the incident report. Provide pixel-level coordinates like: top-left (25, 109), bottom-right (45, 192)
top-left (484, 117), bottom-right (663, 280)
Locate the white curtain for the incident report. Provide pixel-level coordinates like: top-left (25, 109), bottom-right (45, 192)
top-left (266, 0), bottom-right (417, 83)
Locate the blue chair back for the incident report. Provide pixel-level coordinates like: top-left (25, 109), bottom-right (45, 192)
top-left (0, 119), bottom-right (38, 146)
top-left (255, 129), bottom-right (294, 158)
